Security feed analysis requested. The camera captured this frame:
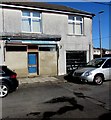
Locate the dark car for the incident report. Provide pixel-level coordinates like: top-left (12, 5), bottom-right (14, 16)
top-left (0, 66), bottom-right (19, 98)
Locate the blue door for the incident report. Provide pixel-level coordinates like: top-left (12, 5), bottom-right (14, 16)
top-left (28, 53), bottom-right (38, 74)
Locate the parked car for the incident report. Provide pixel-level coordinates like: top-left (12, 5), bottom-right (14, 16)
top-left (68, 57), bottom-right (111, 85)
top-left (0, 66), bottom-right (19, 98)
top-left (66, 62), bottom-right (87, 74)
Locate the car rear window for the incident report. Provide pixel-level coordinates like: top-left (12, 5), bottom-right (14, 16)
top-left (2, 67), bottom-right (15, 75)
top-left (0, 69), bottom-right (5, 74)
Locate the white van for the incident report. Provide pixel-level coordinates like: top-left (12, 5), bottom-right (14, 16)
top-left (69, 57), bottom-right (111, 85)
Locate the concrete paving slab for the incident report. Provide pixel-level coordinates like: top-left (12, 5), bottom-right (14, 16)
top-left (18, 76), bottom-right (66, 85)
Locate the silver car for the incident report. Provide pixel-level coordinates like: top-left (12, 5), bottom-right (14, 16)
top-left (71, 57), bottom-right (111, 85)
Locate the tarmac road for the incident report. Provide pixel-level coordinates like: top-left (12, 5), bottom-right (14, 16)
top-left (1, 76), bottom-right (111, 119)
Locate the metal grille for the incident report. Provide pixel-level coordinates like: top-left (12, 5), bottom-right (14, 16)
top-left (66, 51), bottom-right (86, 73)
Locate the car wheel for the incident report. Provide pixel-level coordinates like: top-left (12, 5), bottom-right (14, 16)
top-left (93, 75), bottom-right (103, 85)
top-left (0, 83), bottom-right (9, 98)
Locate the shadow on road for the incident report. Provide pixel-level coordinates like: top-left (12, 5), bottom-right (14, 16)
top-left (63, 75), bottom-right (97, 86)
top-left (27, 96), bottom-right (84, 120)
top-left (42, 96), bottom-right (84, 119)
top-left (64, 75), bottom-right (86, 84)
top-left (98, 112), bottom-right (111, 120)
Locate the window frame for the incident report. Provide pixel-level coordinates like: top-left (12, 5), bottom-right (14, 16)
top-left (68, 15), bottom-right (84, 35)
top-left (22, 11), bottom-right (42, 33)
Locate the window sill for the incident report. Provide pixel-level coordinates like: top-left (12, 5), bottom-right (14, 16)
top-left (22, 31), bottom-right (42, 34)
top-left (67, 34), bottom-right (85, 37)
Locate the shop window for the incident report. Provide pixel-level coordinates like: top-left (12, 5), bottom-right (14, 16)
top-left (6, 46), bottom-right (27, 52)
top-left (39, 45), bottom-right (56, 51)
top-left (28, 45), bottom-right (38, 49)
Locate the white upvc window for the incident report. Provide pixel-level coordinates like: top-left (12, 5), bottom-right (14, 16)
top-left (68, 15), bottom-right (83, 35)
top-left (22, 11), bottom-right (42, 33)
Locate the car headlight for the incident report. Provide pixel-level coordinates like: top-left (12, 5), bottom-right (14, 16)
top-left (84, 71), bottom-right (92, 76)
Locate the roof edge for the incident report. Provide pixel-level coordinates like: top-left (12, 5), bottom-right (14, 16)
top-left (0, 2), bottom-right (95, 17)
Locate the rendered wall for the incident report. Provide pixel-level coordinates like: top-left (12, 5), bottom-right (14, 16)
top-left (39, 51), bottom-right (57, 75)
top-left (5, 52), bottom-right (28, 77)
top-left (3, 8), bottom-right (21, 33)
top-left (42, 12), bottom-right (93, 74)
top-left (42, 12), bottom-right (67, 75)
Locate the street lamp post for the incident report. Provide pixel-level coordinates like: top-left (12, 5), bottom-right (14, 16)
top-left (98, 11), bottom-right (104, 58)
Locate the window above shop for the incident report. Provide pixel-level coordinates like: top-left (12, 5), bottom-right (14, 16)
top-left (68, 15), bottom-right (84, 35)
top-left (22, 11), bottom-right (42, 33)
top-left (6, 46), bottom-right (27, 52)
top-left (39, 45), bottom-right (57, 51)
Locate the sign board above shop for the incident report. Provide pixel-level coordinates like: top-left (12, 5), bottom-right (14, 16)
top-left (22, 40), bottom-right (57, 44)
top-left (6, 40), bottom-right (58, 45)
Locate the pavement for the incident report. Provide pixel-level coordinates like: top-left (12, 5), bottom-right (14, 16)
top-left (18, 75), bottom-right (66, 85)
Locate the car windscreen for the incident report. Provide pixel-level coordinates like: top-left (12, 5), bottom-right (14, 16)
top-left (86, 59), bottom-right (106, 68)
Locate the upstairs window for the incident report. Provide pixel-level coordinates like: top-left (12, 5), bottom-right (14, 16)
top-left (68, 16), bottom-right (83, 35)
top-left (22, 11), bottom-right (42, 33)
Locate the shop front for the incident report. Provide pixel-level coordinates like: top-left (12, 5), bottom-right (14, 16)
top-left (3, 33), bottom-right (61, 77)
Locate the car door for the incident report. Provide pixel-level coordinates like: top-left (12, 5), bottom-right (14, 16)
top-left (102, 59), bottom-right (111, 80)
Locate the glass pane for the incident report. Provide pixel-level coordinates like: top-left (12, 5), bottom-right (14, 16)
top-left (68, 16), bottom-right (75, 23)
top-left (28, 54), bottom-right (36, 65)
top-left (22, 18), bottom-right (31, 32)
top-left (68, 23), bottom-right (74, 34)
top-left (75, 23), bottom-right (82, 34)
top-left (76, 16), bottom-right (82, 21)
top-left (32, 19), bottom-right (41, 32)
top-left (28, 67), bottom-right (37, 73)
top-left (33, 12), bottom-right (40, 17)
top-left (22, 11), bottom-right (30, 16)
top-left (68, 16), bottom-right (74, 20)
top-left (0, 69), bottom-right (3, 74)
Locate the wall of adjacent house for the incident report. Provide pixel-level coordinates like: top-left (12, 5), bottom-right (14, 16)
top-left (5, 52), bottom-right (28, 77)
